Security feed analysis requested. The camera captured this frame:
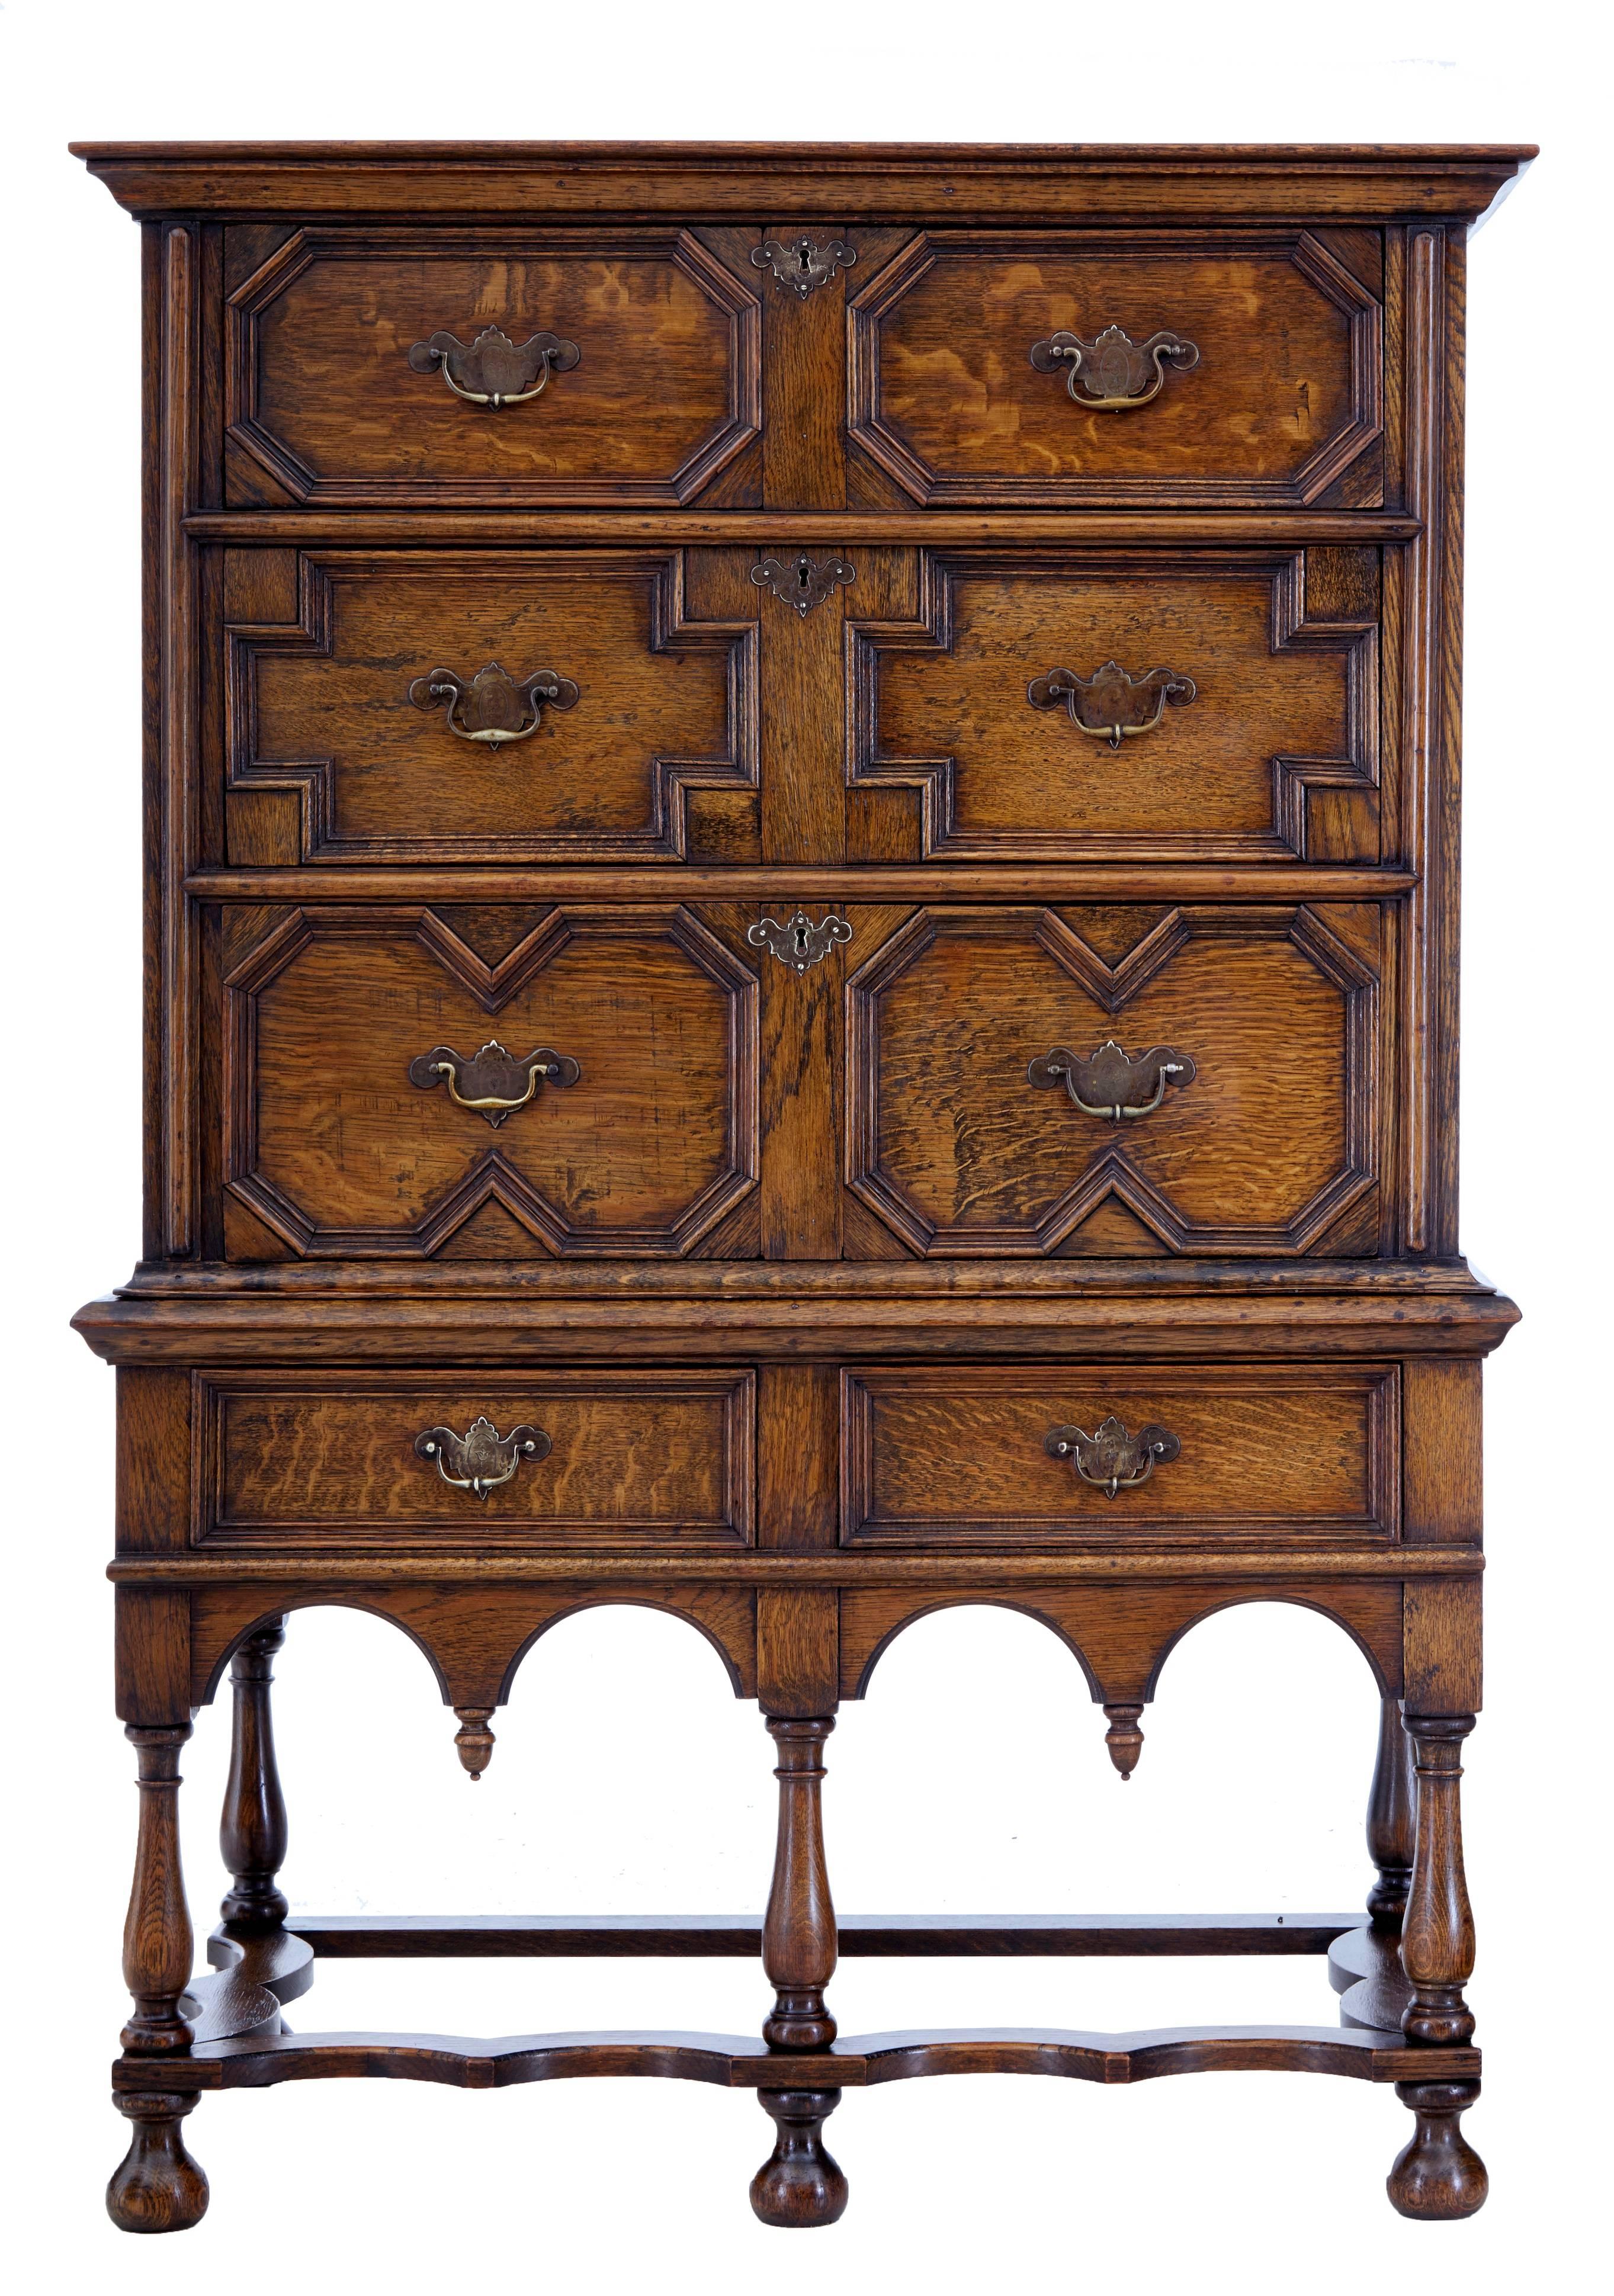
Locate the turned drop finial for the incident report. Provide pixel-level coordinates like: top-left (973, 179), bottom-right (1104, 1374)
top-left (453, 1709), bottom-right (496, 1780)
top-left (1103, 1703), bottom-right (1145, 1780)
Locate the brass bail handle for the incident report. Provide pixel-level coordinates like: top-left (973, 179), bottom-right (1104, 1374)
top-left (435, 1057), bottom-right (554, 1116)
top-left (1045, 1417), bottom-right (1182, 1499)
top-left (414, 1418), bottom-right (552, 1500)
top-left (1068, 1058), bottom-right (1189, 1122)
top-left (408, 1041), bottom-right (582, 1129)
top-left (1028, 1041), bottom-right (1197, 1122)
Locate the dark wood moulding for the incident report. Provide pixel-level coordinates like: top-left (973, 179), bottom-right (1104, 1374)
top-left (181, 510), bottom-right (1426, 545)
top-left (185, 866), bottom-right (1420, 902)
top-left (72, 140), bottom-right (1535, 225)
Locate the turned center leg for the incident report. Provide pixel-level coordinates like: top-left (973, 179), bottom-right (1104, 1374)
top-left (753, 1714), bottom-right (847, 2227)
top-left (761, 1717), bottom-right (838, 2052)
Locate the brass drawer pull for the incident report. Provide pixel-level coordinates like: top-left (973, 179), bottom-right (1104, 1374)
top-left (1028, 324), bottom-right (1200, 410)
top-left (1044, 1416), bottom-right (1181, 1499)
top-left (414, 1417), bottom-right (552, 1500)
top-left (409, 1038), bottom-right (580, 1128)
top-left (408, 661), bottom-right (580, 750)
top-left (1028, 1039), bottom-right (1196, 1121)
top-left (406, 324), bottom-right (581, 408)
top-left (1027, 661), bottom-right (1196, 751)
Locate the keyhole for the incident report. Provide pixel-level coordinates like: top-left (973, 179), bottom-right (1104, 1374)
top-left (792, 920), bottom-right (810, 955)
top-left (797, 241), bottom-right (812, 272)
top-left (797, 559), bottom-right (811, 590)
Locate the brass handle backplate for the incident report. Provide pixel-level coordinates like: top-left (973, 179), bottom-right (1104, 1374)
top-left (414, 1417), bottom-right (552, 1500)
top-left (1028, 1040), bottom-right (1196, 1120)
top-left (407, 325), bottom-right (581, 407)
top-left (1045, 1416), bottom-right (1182, 1499)
top-left (1028, 325), bottom-right (1200, 410)
top-left (408, 661), bottom-right (580, 749)
top-left (409, 1039), bottom-right (580, 1128)
top-left (1027, 661), bottom-right (1196, 750)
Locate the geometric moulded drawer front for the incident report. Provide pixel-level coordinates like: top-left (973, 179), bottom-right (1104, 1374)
top-left (841, 1364), bottom-right (1399, 1547)
top-left (224, 550), bottom-right (757, 865)
top-left (195, 1369), bottom-right (755, 1546)
top-left (846, 905), bottom-right (1382, 1257)
top-left (227, 230), bottom-right (762, 507)
top-left (849, 231), bottom-right (1382, 507)
top-left (854, 550), bottom-right (1379, 863)
top-left (222, 905), bottom-right (758, 1258)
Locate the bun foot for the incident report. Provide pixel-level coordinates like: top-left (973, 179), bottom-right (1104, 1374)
top-left (107, 2091), bottom-right (209, 2233)
top-left (1387, 2080), bottom-right (1488, 2220)
top-left (750, 2089), bottom-right (848, 2227)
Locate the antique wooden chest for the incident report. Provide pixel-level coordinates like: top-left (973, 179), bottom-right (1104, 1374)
top-left (72, 139), bottom-right (1529, 2229)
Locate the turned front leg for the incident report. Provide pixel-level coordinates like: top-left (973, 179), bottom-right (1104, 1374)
top-left (752, 1715), bottom-right (847, 2228)
top-left (220, 1621), bottom-right (289, 1928)
top-left (1387, 1711), bottom-right (1486, 2220)
top-left (107, 1724), bottom-right (208, 2233)
top-left (1365, 1693), bottom-right (1415, 1930)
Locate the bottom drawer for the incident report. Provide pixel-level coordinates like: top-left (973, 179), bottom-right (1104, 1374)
top-left (840, 1364), bottom-right (1398, 1547)
top-left (195, 1369), bottom-right (755, 1546)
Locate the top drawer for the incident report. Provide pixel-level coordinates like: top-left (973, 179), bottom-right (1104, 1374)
top-left (226, 229), bottom-right (762, 508)
top-left (849, 231), bottom-right (1384, 508)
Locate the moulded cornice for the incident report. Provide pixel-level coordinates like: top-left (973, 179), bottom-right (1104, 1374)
top-left (72, 142), bottom-right (1536, 226)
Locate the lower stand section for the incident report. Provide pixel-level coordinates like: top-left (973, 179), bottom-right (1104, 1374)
top-left (107, 1651), bottom-right (1487, 2229)
top-left (750, 2091), bottom-right (849, 2228)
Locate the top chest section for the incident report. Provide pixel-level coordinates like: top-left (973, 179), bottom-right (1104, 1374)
top-left (219, 224), bottom-right (1387, 512)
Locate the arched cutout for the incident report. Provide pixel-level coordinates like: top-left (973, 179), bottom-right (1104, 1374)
top-left (841, 1579), bottom-right (1401, 1707)
top-left (496, 1597), bottom-right (748, 1703)
top-left (1144, 1593), bottom-right (1392, 1700)
top-left (849, 1597), bottom-right (1100, 1702)
top-left (198, 1595), bottom-right (450, 1705)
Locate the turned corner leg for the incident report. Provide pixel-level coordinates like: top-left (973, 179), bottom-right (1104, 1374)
top-left (1387, 2081), bottom-right (1488, 2220)
top-left (1386, 1711), bottom-right (1487, 2219)
top-left (752, 1715), bottom-right (846, 2227)
top-left (1400, 1713), bottom-right (1477, 2046)
top-left (1365, 1693), bottom-right (1415, 1932)
top-left (108, 1724), bottom-right (208, 2234)
top-left (220, 1621), bottom-right (290, 1928)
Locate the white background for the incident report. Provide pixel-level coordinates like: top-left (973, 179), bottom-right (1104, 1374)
top-left (2, 4), bottom-right (1608, 2291)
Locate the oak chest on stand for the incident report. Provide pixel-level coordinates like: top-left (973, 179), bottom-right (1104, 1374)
top-left (71, 137), bottom-right (1528, 2230)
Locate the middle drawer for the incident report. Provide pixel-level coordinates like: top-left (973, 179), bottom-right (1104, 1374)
top-left (213, 544), bottom-right (1385, 869)
top-left (193, 1369), bottom-right (755, 1547)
